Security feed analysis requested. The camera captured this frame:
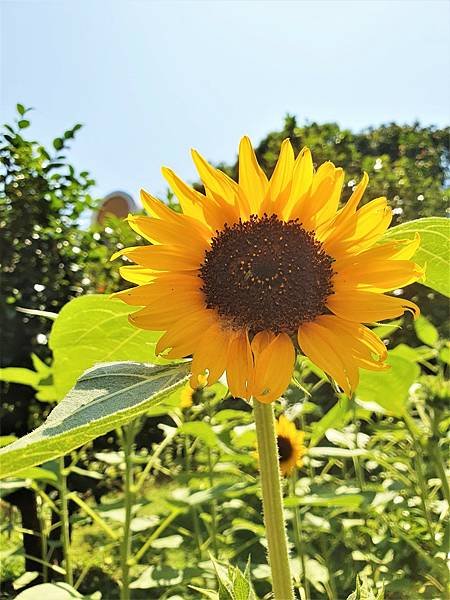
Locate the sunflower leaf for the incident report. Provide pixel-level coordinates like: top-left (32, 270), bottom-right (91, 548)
top-left (0, 361), bottom-right (189, 479)
top-left (382, 216), bottom-right (450, 297)
top-left (49, 294), bottom-right (168, 400)
top-left (355, 353), bottom-right (419, 417)
top-left (413, 315), bottom-right (439, 346)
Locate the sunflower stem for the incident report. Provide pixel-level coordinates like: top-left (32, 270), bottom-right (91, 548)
top-left (57, 457), bottom-right (73, 586)
top-left (253, 399), bottom-right (294, 600)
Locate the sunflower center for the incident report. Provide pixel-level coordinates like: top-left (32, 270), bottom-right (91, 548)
top-left (199, 214), bottom-right (334, 335)
top-left (277, 435), bottom-right (293, 462)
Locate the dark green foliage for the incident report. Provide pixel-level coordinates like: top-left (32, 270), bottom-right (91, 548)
top-left (219, 115), bottom-right (450, 224)
top-left (0, 106), bottom-right (142, 436)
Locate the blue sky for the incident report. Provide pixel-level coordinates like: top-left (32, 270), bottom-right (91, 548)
top-left (2, 0), bottom-right (450, 203)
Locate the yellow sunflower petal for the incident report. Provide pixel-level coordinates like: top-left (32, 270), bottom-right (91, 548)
top-left (156, 310), bottom-right (217, 356)
top-left (191, 148), bottom-right (239, 200)
top-left (251, 332), bottom-right (295, 403)
top-left (114, 273), bottom-right (200, 306)
top-left (191, 321), bottom-right (232, 386)
top-left (259, 139), bottom-right (295, 216)
top-left (118, 266), bottom-right (158, 285)
top-left (334, 233), bottom-right (421, 269)
top-left (130, 306), bottom-right (206, 332)
top-left (226, 330), bottom-right (254, 399)
top-left (127, 214), bottom-right (210, 247)
top-left (327, 289), bottom-right (420, 322)
top-left (268, 139), bottom-right (295, 203)
top-left (112, 244), bottom-right (204, 271)
top-left (323, 197), bottom-right (392, 256)
top-left (203, 189), bottom-right (242, 230)
top-left (316, 172), bottom-right (369, 239)
top-left (161, 166), bottom-right (210, 225)
top-left (298, 319), bottom-right (359, 396)
top-left (238, 136), bottom-right (269, 214)
top-left (284, 147), bottom-right (314, 218)
top-left (140, 189), bottom-right (182, 223)
top-left (333, 259), bottom-right (424, 292)
top-left (294, 164), bottom-right (344, 230)
top-left (314, 315), bottom-right (387, 361)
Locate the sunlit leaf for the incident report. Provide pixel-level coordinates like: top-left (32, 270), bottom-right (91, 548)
top-left (0, 361), bottom-right (188, 478)
top-left (414, 315), bottom-right (439, 346)
top-left (49, 295), bottom-right (167, 399)
top-left (180, 422), bottom-right (220, 448)
top-left (382, 217), bottom-right (450, 297)
top-left (285, 493), bottom-right (365, 509)
top-left (356, 353), bottom-right (420, 417)
top-left (15, 582), bottom-right (101, 599)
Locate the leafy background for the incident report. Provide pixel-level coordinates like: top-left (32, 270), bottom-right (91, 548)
top-left (0, 107), bottom-right (449, 599)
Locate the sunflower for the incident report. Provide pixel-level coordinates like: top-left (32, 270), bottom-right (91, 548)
top-left (179, 374), bottom-right (208, 408)
top-left (276, 416), bottom-right (306, 476)
top-left (113, 137), bottom-right (423, 403)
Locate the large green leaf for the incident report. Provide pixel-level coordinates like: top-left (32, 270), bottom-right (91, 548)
top-left (382, 217), bottom-right (450, 297)
top-left (356, 353), bottom-right (419, 417)
top-left (0, 361), bottom-right (189, 479)
top-left (15, 582), bottom-right (101, 600)
top-left (413, 315), bottom-right (439, 346)
top-left (49, 294), bottom-right (165, 399)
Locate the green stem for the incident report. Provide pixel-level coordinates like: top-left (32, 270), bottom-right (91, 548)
top-left (57, 457), bottom-right (73, 586)
top-left (403, 415), bottom-right (435, 543)
top-left (38, 496), bottom-right (48, 583)
top-left (183, 430), bottom-right (203, 558)
top-left (135, 425), bottom-right (178, 493)
top-left (206, 395), bottom-right (218, 556)
top-left (428, 439), bottom-right (450, 506)
top-left (290, 476), bottom-right (310, 600)
top-left (253, 399), bottom-right (294, 600)
top-left (134, 508), bottom-right (181, 563)
top-left (120, 423), bottom-right (137, 600)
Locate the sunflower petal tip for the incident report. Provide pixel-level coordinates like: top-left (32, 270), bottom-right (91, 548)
top-left (110, 249), bottom-right (122, 261)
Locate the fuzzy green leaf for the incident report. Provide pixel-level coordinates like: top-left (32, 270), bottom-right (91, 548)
top-left (49, 294), bottom-right (166, 399)
top-left (382, 217), bottom-right (450, 297)
top-left (0, 361), bottom-right (188, 479)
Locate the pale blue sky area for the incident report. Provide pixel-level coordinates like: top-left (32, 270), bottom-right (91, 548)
top-left (2, 0), bottom-right (450, 203)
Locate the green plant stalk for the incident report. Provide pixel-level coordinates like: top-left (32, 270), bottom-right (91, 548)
top-left (206, 394), bottom-right (218, 556)
top-left (135, 424), bottom-right (178, 492)
top-left (68, 493), bottom-right (117, 540)
top-left (57, 457), bottom-right (73, 586)
top-left (120, 423), bottom-right (137, 600)
top-left (253, 399), bottom-right (294, 600)
top-left (206, 446), bottom-right (219, 555)
top-left (37, 495), bottom-right (48, 583)
top-left (403, 415), bottom-right (435, 542)
top-left (428, 439), bottom-right (450, 505)
top-left (183, 429), bottom-right (203, 559)
top-left (134, 508), bottom-right (181, 563)
top-left (351, 399), bottom-right (365, 491)
top-left (290, 476), bottom-right (310, 600)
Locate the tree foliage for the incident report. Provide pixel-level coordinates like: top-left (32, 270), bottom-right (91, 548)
top-left (0, 106), bottom-right (142, 434)
top-left (219, 116), bottom-right (450, 224)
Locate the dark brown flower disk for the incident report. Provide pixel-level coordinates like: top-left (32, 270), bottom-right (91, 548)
top-left (199, 214), bottom-right (334, 335)
top-left (277, 435), bottom-right (294, 461)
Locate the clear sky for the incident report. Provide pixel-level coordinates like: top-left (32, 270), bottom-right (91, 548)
top-left (2, 0), bottom-right (450, 203)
